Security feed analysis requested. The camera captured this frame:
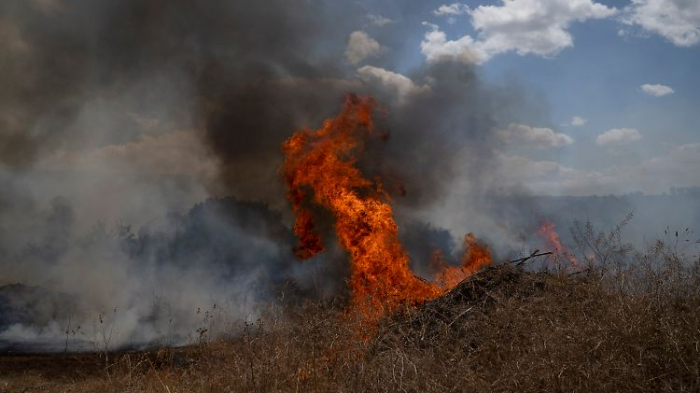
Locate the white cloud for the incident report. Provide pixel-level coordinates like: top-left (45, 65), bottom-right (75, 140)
top-left (621, 0), bottom-right (700, 46)
top-left (422, 0), bottom-right (616, 64)
top-left (640, 83), bottom-right (675, 97)
top-left (345, 31), bottom-right (381, 65)
top-left (367, 14), bottom-right (393, 27)
top-left (357, 66), bottom-right (431, 104)
top-left (421, 23), bottom-right (488, 64)
top-left (570, 116), bottom-right (588, 126)
top-left (434, 3), bottom-right (470, 16)
top-left (495, 123), bottom-right (575, 148)
top-left (596, 128), bottom-right (642, 146)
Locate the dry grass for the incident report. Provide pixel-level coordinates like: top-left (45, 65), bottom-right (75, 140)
top-left (2, 247), bottom-right (699, 392)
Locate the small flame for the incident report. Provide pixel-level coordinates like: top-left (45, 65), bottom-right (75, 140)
top-left (537, 220), bottom-right (579, 269)
top-left (282, 95), bottom-right (491, 320)
top-left (435, 233), bottom-right (492, 289)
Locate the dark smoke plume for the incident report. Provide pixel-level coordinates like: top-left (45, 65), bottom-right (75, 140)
top-left (0, 0), bottom-right (509, 206)
top-left (0, 0), bottom-right (544, 351)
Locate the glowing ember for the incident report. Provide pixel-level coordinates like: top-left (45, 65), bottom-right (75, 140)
top-left (537, 220), bottom-right (579, 269)
top-left (282, 95), bottom-right (491, 318)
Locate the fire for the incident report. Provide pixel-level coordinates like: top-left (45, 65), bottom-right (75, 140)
top-left (282, 95), bottom-right (491, 319)
top-left (536, 220), bottom-right (579, 269)
top-left (435, 233), bottom-right (492, 289)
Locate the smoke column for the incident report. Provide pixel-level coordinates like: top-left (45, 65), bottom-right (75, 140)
top-left (0, 0), bottom-right (603, 350)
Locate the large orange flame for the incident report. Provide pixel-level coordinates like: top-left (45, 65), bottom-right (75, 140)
top-left (282, 95), bottom-right (490, 318)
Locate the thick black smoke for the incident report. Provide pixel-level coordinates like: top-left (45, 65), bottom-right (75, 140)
top-left (1, 0), bottom-right (359, 199)
top-left (0, 0), bottom-right (510, 206)
top-left (0, 0), bottom-right (551, 351)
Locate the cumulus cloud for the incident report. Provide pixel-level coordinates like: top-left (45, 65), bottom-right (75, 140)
top-left (640, 83), bottom-right (675, 97)
top-left (422, 0), bottom-right (616, 64)
top-left (495, 123), bottom-right (575, 148)
top-left (356, 66), bottom-right (431, 104)
top-left (621, 0), bottom-right (700, 46)
top-left (345, 30), bottom-right (381, 65)
top-left (570, 116), bottom-right (588, 126)
top-left (596, 128), bottom-right (642, 147)
top-left (421, 23), bottom-right (487, 64)
top-left (434, 3), bottom-right (470, 16)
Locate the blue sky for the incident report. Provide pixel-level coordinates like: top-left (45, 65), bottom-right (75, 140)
top-left (349, 0), bottom-right (700, 195)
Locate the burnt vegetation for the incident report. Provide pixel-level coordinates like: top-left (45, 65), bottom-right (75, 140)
top-left (2, 223), bottom-right (699, 392)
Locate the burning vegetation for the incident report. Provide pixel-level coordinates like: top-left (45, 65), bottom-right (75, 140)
top-left (2, 0), bottom-right (700, 391)
top-left (2, 94), bottom-right (699, 393)
top-left (537, 219), bottom-right (579, 269)
top-left (3, 247), bottom-right (699, 392)
top-left (1, 96), bottom-right (699, 392)
top-left (282, 95), bottom-right (492, 320)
